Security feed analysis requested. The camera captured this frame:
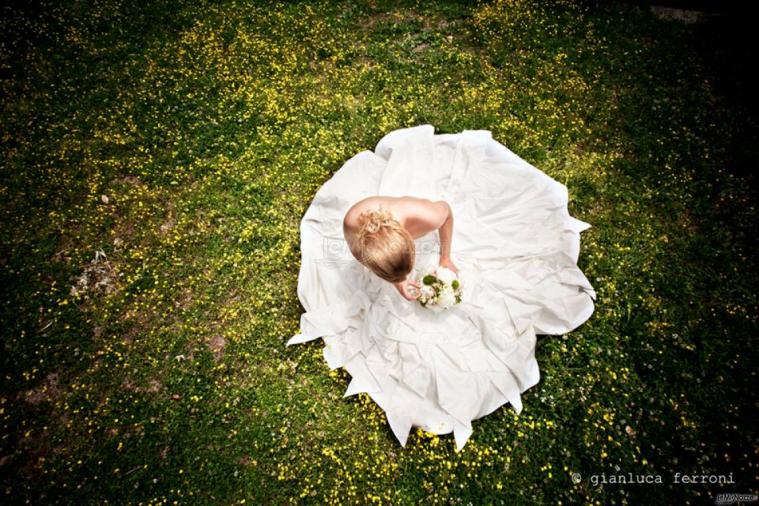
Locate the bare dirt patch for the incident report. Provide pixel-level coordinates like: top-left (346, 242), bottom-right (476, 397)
top-left (70, 250), bottom-right (120, 300)
top-left (122, 376), bottom-right (164, 394)
top-left (206, 334), bottom-right (227, 362)
top-left (20, 371), bottom-right (63, 406)
top-left (159, 201), bottom-right (176, 235)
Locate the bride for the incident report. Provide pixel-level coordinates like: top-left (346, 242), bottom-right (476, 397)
top-left (343, 197), bottom-right (459, 301)
top-left (286, 124), bottom-right (596, 450)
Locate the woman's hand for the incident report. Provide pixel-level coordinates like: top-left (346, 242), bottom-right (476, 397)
top-left (393, 278), bottom-right (421, 301)
top-left (439, 256), bottom-right (459, 275)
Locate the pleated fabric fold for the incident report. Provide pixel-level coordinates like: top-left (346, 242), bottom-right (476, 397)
top-left (286, 124), bottom-right (595, 450)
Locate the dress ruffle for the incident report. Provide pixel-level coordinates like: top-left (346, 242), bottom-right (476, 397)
top-left (286, 124), bottom-right (596, 450)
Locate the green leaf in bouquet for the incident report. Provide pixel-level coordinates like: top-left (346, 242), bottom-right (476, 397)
top-left (422, 274), bottom-right (437, 286)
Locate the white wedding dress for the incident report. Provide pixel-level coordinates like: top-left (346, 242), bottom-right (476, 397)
top-left (286, 124), bottom-right (596, 450)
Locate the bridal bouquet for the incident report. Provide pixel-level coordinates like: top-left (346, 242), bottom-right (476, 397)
top-left (415, 266), bottom-right (462, 312)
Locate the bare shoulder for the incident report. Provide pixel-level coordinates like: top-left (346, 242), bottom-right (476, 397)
top-left (344, 197), bottom-right (371, 231)
top-left (397, 197), bottom-right (450, 238)
top-left (400, 197), bottom-right (449, 222)
top-left (342, 196), bottom-right (448, 239)
top-left (343, 196), bottom-right (394, 230)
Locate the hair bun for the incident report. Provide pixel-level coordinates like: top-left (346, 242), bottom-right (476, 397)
top-left (358, 208), bottom-right (393, 237)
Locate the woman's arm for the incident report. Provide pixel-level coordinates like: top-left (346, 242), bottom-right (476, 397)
top-left (400, 198), bottom-right (449, 239)
top-left (437, 201), bottom-right (453, 261)
top-left (436, 202), bottom-right (459, 274)
top-left (399, 198), bottom-right (458, 274)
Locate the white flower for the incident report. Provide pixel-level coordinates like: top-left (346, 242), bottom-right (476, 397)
top-left (437, 287), bottom-right (457, 308)
top-left (415, 266), bottom-right (462, 311)
top-left (436, 266), bottom-right (457, 285)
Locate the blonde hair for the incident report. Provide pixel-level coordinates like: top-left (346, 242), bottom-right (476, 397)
top-left (354, 207), bottom-right (415, 283)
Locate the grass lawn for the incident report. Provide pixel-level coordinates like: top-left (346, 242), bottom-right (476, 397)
top-left (1, 0), bottom-right (757, 503)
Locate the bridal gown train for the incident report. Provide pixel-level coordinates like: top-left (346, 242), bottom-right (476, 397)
top-left (286, 124), bottom-right (596, 450)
